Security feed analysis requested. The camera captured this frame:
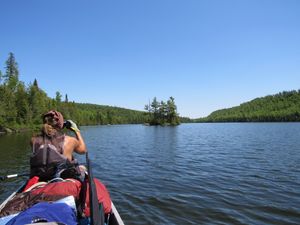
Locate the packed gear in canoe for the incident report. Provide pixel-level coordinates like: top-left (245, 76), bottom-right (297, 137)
top-left (0, 174), bottom-right (124, 225)
top-left (0, 110), bottom-right (124, 224)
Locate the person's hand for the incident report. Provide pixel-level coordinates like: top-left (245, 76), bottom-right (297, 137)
top-left (65, 120), bottom-right (80, 132)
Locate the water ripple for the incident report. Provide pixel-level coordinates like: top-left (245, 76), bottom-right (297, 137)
top-left (1, 124), bottom-right (300, 224)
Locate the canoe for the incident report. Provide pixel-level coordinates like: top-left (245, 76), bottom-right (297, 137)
top-left (0, 181), bottom-right (125, 225)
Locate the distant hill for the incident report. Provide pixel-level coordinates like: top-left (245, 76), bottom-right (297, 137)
top-left (0, 53), bottom-right (190, 132)
top-left (196, 90), bottom-right (300, 122)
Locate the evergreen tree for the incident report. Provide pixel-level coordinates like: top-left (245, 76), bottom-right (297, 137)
top-left (0, 85), bottom-right (17, 126)
top-left (65, 94), bottom-right (69, 103)
top-left (0, 53), bottom-right (20, 126)
top-left (55, 91), bottom-right (62, 103)
top-left (151, 97), bottom-right (159, 113)
top-left (28, 82), bottom-right (48, 124)
top-left (166, 97), bottom-right (180, 125)
top-left (159, 100), bottom-right (167, 125)
top-left (144, 99), bottom-right (152, 123)
top-left (146, 97), bottom-right (180, 126)
top-left (4, 52), bottom-right (19, 91)
top-left (151, 97), bottom-right (160, 125)
top-left (15, 82), bottom-right (30, 124)
top-left (0, 85), bottom-right (6, 125)
top-left (33, 78), bottom-right (38, 88)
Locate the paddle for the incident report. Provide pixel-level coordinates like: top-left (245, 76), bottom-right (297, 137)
top-left (86, 152), bottom-right (105, 225)
top-left (0, 172), bottom-right (29, 181)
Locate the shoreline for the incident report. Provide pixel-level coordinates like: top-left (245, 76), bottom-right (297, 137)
top-left (0, 126), bottom-right (35, 135)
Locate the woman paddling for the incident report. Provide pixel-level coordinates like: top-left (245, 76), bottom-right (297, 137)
top-left (30, 110), bottom-right (87, 181)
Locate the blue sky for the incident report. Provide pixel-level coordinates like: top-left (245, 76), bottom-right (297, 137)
top-left (0, 0), bottom-right (299, 118)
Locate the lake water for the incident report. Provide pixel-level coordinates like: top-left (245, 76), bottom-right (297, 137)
top-left (0, 123), bottom-right (300, 224)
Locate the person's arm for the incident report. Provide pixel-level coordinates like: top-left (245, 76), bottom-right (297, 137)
top-left (73, 130), bottom-right (86, 154)
top-left (65, 120), bottom-right (87, 154)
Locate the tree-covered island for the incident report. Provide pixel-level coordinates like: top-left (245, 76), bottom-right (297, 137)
top-left (144, 97), bottom-right (180, 126)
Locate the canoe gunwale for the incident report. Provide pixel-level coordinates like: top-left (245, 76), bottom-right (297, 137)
top-left (0, 183), bottom-right (26, 211)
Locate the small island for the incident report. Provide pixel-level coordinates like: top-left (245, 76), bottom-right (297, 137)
top-left (144, 97), bottom-right (180, 126)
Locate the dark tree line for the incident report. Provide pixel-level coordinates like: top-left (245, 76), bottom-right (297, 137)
top-left (144, 97), bottom-right (180, 125)
top-left (0, 53), bottom-right (189, 132)
top-left (196, 90), bottom-right (300, 122)
top-left (0, 53), bottom-right (148, 131)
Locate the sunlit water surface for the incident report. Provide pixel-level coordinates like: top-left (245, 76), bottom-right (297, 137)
top-left (0, 123), bottom-right (299, 224)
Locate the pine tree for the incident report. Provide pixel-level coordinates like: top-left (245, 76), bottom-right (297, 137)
top-left (15, 82), bottom-right (30, 124)
top-left (159, 100), bottom-right (167, 125)
top-left (146, 97), bottom-right (180, 126)
top-left (0, 53), bottom-right (20, 126)
top-left (4, 52), bottom-right (19, 91)
top-left (167, 97), bottom-right (180, 125)
top-left (151, 97), bottom-right (160, 125)
top-left (65, 94), bottom-right (69, 103)
top-left (33, 78), bottom-right (38, 88)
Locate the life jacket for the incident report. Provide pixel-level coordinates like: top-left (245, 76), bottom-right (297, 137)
top-left (30, 134), bottom-right (81, 181)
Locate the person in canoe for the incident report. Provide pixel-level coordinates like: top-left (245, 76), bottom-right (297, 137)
top-left (0, 110), bottom-right (114, 223)
top-left (30, 110), bottom-right (87, 181)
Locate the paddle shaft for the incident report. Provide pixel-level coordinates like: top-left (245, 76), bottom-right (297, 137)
top-left (0, 172), bottom-right (29, 181)
top-left (86, 152), bottom-right (105, 225)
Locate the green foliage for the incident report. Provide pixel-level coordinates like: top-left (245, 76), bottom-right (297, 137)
top-left (0, 53), bottom-right (187, 130)
top-left (0, 52), bottom-right (151, 129)
top-left (196, 90), bottom-right (300, 122)
top-left (55, 91), bottom-right (62, 103)
top-left (179, 117), bottom-right (193, 123)
top-left (145, 97), bottom-right (180, 126)
top-left (0, 82), bottom-right (17, 126)
top-left (0, 53), bottom-right (21, 127)
top-left (33, 78), bottom-right (38, 87)
top-left (4, 52), bottom-right (19, 91)
top-left (28, 83), bottom-right (48, 124)
top-left (167, 97), bottom-right (180, 125)
top-left (65, 94), bottom-right (68, 103)
top-left (64, 103), bottom-right (147, 125)
top-left (15, 82), bottom-right (30, 124)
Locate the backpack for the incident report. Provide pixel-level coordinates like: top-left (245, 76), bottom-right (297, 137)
top-left (30, 142), bottom-right (80, 181)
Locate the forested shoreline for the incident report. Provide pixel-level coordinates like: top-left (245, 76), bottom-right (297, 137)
top-left (0, 53), bottom-right (191, 133)
top-left (1, 52), bottom-right (300, 132)
top-left (196, 90), bottom-right (300, 122)
top-left (0, 53), bottom-right (150, 133)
